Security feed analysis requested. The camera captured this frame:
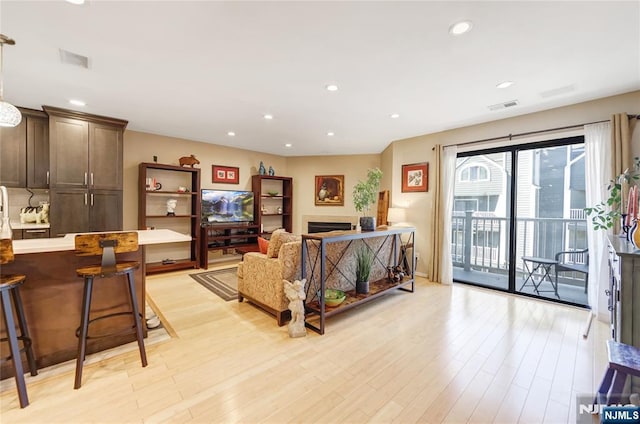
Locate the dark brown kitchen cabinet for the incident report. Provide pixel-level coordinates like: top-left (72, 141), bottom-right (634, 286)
top-left (0, 118), bottom-right (26, 187)
top-left (46, 107), bottom-right (125, 190)
top-left (44, 106), bottom-right (127, 236)
top-left (26, 113), bottom-right (50, 188)
top-left (0, 108), bottom-right (49, 188)
top-left (49, 189), bottom-right (122, 237)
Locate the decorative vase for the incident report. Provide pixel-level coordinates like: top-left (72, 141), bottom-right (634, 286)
top-left (630, 219), bottom-right (640, 249)
top-left (359, 216), bottom-right (376, 231)
top-left (356, 280), bottom-right (369, 294)
top-left (259, 161), bottom-right (266, 175)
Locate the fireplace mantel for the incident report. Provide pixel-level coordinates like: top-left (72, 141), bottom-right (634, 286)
top-left (302, 215), bottom-right (358, 234)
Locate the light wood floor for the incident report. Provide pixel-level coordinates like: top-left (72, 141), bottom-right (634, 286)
top-left (0, 262), bottom-right (609, 423)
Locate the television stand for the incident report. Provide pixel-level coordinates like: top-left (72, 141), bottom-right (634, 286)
top-left (199, 223), bottom-right (259, 269)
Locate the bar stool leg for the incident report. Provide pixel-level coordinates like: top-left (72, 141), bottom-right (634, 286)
top-left (74, 277), bottom-right (94, 389)
top-left (11, 287), bottom-right (37, 376)
top-left (1, 289), bottom-right (29, 408)
top-left (126, 270), bottom-right (147, 367)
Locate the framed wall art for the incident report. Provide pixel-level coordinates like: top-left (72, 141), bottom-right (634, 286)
top-left (315, 175), bottom-right (345, 206)
top-left (402, 162), bottom-right (428, 192)
top-left (212, 165), bottom-right (240, 184)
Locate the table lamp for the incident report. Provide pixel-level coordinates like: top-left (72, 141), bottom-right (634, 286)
top-left (387, 207), bottom-right (407, 226)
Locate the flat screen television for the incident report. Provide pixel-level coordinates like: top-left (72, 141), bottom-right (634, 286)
top-left (201, 189), bottom-right (254, 224)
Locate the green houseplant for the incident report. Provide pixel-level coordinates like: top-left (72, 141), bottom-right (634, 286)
top-left (355, 244), bottom-right (374, 294)
top-left (584, 156), bottom-right (640, 231)
top-left (352, 167), bottom-right (383, 231)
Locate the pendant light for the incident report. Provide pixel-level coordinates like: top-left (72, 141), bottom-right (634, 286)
top-left (0, 34), bottom-right (22, 128)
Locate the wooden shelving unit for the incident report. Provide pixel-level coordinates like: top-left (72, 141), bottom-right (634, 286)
top-left (199, 223), bottom-right (260, 269)
top-left (252, 175), bottom-right (293, 237)
top-left (138, 162), bottom-right (201, 274)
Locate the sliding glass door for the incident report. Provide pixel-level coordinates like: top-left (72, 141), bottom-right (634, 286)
top-left (452, 152), bottom-right (511, 290)
top-left (451, 137), bottom-right (588, 307)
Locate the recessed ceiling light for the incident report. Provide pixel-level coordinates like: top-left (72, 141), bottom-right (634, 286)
top-left (390, 113), bottom-right (400, 119)
top-left (227, 131), bottom-right (236, 136)
top-left (327, 132), bottom-right (335, 136)
top-left (496, 81), bottom-right (514, 89)
top-left (326, 84), bottom-right (338, 92)
top-left (69, 99), bottom-right (86, 106)
top-left (263, 114), bottom-right (273, 120)
top-left (65, 0), bottom-right (85, 4)
top-left (449, 20), bottom-right (473, 36)
top-left (284, 143), bottom-right (292, 148)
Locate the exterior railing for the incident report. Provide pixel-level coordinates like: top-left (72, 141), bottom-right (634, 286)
top-left (451, 211), bottom-right (588, 273)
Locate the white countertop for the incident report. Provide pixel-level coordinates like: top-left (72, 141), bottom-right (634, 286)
top-left (10, 221), bottom-right (50, 230)
top-left (13, 229), bottom-right (191, 254)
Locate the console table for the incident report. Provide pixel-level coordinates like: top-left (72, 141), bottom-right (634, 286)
top-left (301, 226), bottom-right (415, 334)
top-left (607, 236), bottom-right (640, 396)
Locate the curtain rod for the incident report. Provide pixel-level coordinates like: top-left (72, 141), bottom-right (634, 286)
top-left (435, 114), bottom-right (638, 150)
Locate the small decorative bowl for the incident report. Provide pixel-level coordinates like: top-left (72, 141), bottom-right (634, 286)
top-left (267, 191), bottom-right (279, 196)
top-left (324, 289), bottom-right (346, 307)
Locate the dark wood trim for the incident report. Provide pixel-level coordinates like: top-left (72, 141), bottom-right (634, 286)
top-left (43, 106), bottom-right (128, 129)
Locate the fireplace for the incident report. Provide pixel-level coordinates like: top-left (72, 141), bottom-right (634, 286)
top-left (307, 221), bottom-right (353, 233)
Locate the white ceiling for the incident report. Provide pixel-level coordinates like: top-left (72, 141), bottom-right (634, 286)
top-left (2, 1), bottom-right (639, 156)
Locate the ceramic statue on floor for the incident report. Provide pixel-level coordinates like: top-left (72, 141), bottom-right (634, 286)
top-left (284, 278), bottom-right (307, 338)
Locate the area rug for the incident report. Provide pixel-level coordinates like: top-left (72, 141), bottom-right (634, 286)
top-left (190, 267), bottom-right (238, 301)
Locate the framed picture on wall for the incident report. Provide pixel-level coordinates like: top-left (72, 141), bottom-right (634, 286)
top-left (212, 165), bottom-right (240, 184)
top-left (402, 162), bottom-right (428, 192)
top-left (315, 175), bottom-right (345, 206)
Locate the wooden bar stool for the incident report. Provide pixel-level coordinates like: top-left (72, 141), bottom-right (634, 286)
top-left (596, 340), bottom-right (640, 405)
top-left (0, 239), bottom-right (38, 408)
top-left (74, 232), bottom-right (147, 389)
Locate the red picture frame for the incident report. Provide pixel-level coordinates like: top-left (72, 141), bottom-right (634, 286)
top-left (402, 162), bottom-right (428, 192)
top-left (212, 165), bottom-right (239, 184)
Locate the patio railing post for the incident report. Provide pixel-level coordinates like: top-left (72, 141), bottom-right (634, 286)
top-left (464, 211), bottom-right (473, 271)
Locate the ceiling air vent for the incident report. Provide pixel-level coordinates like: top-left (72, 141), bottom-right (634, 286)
top-left (540, 84), bottom-right (576, 98)
top-left (59, 49), bottom-right (89, 68)
top-left (488, 99), bottom-right (519, 111)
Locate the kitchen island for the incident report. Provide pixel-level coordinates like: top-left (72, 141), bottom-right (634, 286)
top-left (0, 229), bottom-right (190, 379)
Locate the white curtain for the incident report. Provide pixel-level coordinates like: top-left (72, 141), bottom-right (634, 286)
top-left (584, 122), bottom-right (611, 319)
top-left (439, 145), bottom-right (458, 285)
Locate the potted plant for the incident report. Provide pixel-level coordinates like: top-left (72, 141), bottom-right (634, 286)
top-left (585, 156), bottom-right (640, 232)
top-left (352, 167), bottom-right (383, 231)
top-left (355, 244), bottom-right (374, 294)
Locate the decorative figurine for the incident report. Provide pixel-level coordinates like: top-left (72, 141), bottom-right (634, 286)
top-left (277, 206), bottom-right (283, 214)
top-left (283, 279), bottom-right (307, 338)
top-left (259, 161), bottom-right (266, 175)
top-left (166, 199), bottom-right (177, 216)
top-left (153, 155), bottom-right (158, 163)
top-left (178, 155), bottom-right (200, 167)
top-left (268, 166), bottom-right (275, 176)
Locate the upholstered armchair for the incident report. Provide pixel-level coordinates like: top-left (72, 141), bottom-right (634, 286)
top-left (237, 230), bottom-right (301, 326)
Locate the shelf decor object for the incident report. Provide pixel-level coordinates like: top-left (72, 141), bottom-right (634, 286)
top-left (212, 165), bottom-right (239, 184)
top-left (402, 162), bottom-right (428, 192)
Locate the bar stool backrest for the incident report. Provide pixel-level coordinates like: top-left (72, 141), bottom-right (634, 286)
top-left (0, 239), bottom-right (15, 265)
top-left (74, 232), bottom-right (139, 272)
